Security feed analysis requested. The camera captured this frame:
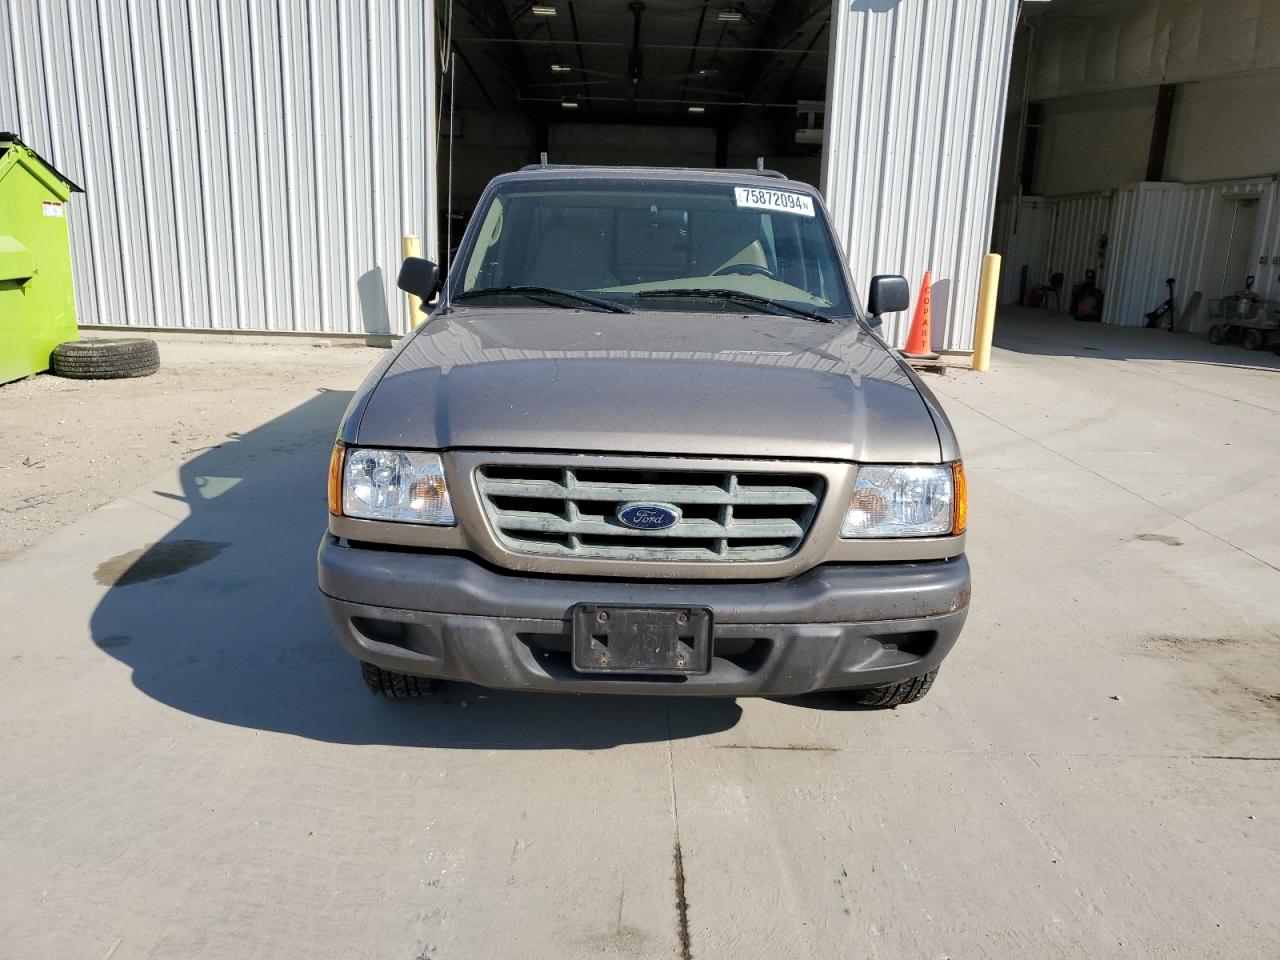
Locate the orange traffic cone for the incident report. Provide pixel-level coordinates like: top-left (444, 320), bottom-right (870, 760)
top-left (902, 272), bottom-right (940, 360)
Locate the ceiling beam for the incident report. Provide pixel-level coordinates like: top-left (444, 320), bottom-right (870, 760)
top-left (455, 0), bottom-right (535, 92)
top-left (732, 0), bottom-right (831, 104)
top-left (771, 17), bottom-right (829, 104)
top-left (675, 0), bottom-right (712, 117)
top-left (566, 1), bottom-right (593, 110)
top-left (519, 94), bottom-right (807, 110)
top-left (455, 36), bottom-right (817, 55)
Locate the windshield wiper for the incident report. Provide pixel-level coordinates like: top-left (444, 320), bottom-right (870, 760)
top-left (452, 285), bottom-right (631, 314)
top-left (634, 288), bottom-right (831, 323)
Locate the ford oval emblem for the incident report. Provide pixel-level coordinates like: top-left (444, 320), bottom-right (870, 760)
top-left (616, 502), bottom-right (681, 531)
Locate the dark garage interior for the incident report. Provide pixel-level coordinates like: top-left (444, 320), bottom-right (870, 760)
top-left (437, 1), bottom-right (832, 252)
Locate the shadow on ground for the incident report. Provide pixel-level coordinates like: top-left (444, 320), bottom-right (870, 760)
top-left (995, 307), bottom-right (1280, 371)
top-left (88, 388), bottom-right (741, 747)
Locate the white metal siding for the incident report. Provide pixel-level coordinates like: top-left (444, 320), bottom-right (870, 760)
top-left (1046, 193), bottom-right (1113, 299)
top-left (990, 196), bottom-right (1054, 305)
top-left (821, 0), bottom-right (1019, 352)
top-left (1103, 178), bottom-right (1270, 327)
top-left (992, 193), bottom-right (1113, 307)
top-left (1256, 184), bottom-right (1280, 304)
top-left (0, 0), bottom-right (438, 334)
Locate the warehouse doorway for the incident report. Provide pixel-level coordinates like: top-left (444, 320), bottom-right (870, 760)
top-left (1207, 197), bottom-right (1260, 300)
top-left (436, 0), bottom-right (833, 266)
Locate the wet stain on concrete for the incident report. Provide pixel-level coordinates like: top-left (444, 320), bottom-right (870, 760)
top-left (1135, 533), bottom-right (1184, 546)
top-left (94, 635), bottom-right (132, 649)
top-left (94, 540), bottom-right (229, 587)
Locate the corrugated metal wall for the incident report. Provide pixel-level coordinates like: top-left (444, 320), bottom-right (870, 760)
top-left (821, 0), bottom-right (1020, 352)
top-left (1256, 183), bottom-right (1280, 304)
top-left (1103, 178), bottom-right (1270, 327)
top-left (992, 193), bottom-right (1112, 307)
top-left (1046, 193), bottom-right (1113, 299)
top-left (992, 179), bottom-right (1280, 329)
top-left (990, 197), bottom-right (1054, 305)
top-left (0, 0), bottom-right (438, 335)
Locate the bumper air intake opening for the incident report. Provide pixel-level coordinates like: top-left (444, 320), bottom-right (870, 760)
top-left (351, 616), bottom-right (444, 658)
top-left (716, 636), bottom-right (773, 673)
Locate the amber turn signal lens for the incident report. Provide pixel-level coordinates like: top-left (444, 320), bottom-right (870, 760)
top-left (328, 443), bottom-right (345, 516)
top-left (951, 462), bottom-right (967, 534)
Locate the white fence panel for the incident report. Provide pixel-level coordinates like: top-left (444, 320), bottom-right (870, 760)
top-left (0, 0), bottom-right (439, 334)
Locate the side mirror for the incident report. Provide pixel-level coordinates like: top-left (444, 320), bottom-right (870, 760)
top-left (866, 275), bottom-right (911, 324)
top-left (397, 257), bottom-right (441, 302)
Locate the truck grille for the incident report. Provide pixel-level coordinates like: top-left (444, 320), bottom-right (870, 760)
top-left (475, 463), bottom-right (824, 562)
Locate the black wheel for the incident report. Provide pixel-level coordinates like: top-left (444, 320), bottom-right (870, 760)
top-left (1207, 325), bottom-right (1225, 345)
top-left (847, 669), bottom-right (937, 707)
top-left (51, 338), bottom-right (160, 379)
top-left (360, 661), bottom-right (440, 698)
top-left (1241, 328), bottom-right (1264, 351)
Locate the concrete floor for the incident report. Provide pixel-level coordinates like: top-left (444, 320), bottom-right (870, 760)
top-left (2, 311), bottom-right (1278, 959)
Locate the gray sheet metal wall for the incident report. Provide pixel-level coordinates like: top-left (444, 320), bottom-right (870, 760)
top-left (0, 0), bottom-right (437, 335)
top-left (1103, 178), bottom-right (1272, 328)
top-left (994, 179), bottom-right (1279, 330)
top-left (821, 0), bottom-right (1019, 352)
top-left (992, 193), bottom-right (1113, 306)
top-left (1045, 193), bottom-right (1113, 300)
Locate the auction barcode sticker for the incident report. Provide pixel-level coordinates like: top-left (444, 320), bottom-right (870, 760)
top-left (733, 186), bottom-right (815, 217)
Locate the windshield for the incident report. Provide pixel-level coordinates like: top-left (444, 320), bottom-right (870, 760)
top-left (454, 178), bottom-right (851, 319)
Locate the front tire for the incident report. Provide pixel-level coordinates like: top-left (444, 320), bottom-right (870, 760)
top-left (360, 661), bottom-right (440, 698)
top-left (847, 669), bottom-right (937, 707)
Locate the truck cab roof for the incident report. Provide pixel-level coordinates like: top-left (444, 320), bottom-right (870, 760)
top-left (504, 163), bottom-right (805, 191)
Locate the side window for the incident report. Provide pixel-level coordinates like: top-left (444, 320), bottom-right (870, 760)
top-left (463, 197), bottom-right (505, 290)
top-left (798, 228), bottom-right (835, 304)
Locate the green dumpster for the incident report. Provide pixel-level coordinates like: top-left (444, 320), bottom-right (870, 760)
top-left (0, 132), bottom-right (83, 384)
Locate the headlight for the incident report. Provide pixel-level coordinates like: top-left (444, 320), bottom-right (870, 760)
top-left (338, 447), bottom-right (455, 525)
top-left (841, 464), bottom-right (964, 538)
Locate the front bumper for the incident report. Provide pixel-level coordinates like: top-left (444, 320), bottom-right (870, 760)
top-left (318, 537), bottom-right (970, 697)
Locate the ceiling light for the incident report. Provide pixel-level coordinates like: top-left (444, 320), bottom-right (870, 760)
top-left (550, 63), bottom-right (572, 72)
top-left (717, 8), bottom-right (741, 21)
top-left (531, 4), bottom-right (557, 15)
top-left (560, 99), bottom-right (579, 109)
top-left (687, 105), bottom-right (706, 113)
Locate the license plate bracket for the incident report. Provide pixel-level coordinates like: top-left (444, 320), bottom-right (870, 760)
top-left (571, 605), bottom-right (712, 675)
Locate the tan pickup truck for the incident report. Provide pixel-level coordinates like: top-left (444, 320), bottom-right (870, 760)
top-left (318, 165), bottom-right (968, 707)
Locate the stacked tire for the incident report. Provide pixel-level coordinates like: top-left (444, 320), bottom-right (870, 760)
top-left (51, 339), bottom-right (160, 380)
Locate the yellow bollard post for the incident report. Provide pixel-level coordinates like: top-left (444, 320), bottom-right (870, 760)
top-left (972, 253), bottom-right (1001, 372)
top-left (401, 234), bottom-right (424, 327)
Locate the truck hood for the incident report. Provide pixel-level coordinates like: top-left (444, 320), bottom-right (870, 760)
top-left (353, 307), bottom-right (941, 462)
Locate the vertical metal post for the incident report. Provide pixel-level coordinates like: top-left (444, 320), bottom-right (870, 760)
top-left (1145, 84), bottom-right (1177, 182)
top-left (973, 254), bottom-right (1001, 372)
top-left (402, 234), bottom-right (424, 326)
